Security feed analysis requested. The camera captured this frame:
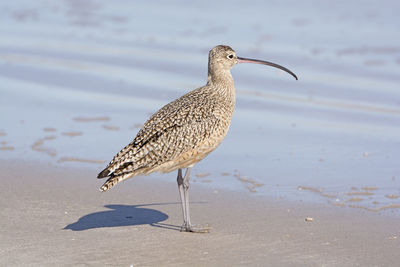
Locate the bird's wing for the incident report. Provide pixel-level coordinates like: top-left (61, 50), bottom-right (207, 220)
top-left (98, 88), bottom-right (220, 178)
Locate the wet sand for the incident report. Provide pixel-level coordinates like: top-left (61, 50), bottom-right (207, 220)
top-left (1, 0), bottom-right (400, 210)
top-left (1, 160), bottom-right (399, 266)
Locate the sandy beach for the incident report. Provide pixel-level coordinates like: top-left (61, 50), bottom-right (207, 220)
top-left (1, 160), bottom-right (399, 266)
top-left (1, 0), bottom-right (400, 266)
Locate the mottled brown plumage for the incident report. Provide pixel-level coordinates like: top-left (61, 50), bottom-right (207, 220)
top-left (98, 45), bottom-right (236, 191)
top-left (98, 45), bottom-right (297, 232)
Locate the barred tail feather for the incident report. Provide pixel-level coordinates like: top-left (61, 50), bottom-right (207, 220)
top-left (97, 168), bottom-right (111, 179)
top-left (99, 173), bottom-right (133, 192)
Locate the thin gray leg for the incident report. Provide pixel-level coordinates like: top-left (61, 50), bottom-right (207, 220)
top-left (177, 169), bottom-right (187, 228)
top-left (179, 167), bottom-right (210, 233)
top-left (182, 167), bottom-right (192, 227)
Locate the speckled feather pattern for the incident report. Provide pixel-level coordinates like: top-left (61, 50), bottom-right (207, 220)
top-left (99, 45), bottom-right (237, 191)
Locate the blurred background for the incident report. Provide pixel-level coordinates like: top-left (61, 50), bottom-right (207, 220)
top-left (1, 0), bottom-right (399, 211)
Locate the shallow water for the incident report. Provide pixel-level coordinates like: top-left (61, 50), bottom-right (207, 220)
top-left (1, 0), bottom-right (400, 213)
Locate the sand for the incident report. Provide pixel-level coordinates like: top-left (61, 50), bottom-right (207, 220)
top-left (1, 160), bottom-right (399, 267)
top-left (1, 0), bottom-right (400, 210)
top-left (1, 1), bottom-right (399, 266)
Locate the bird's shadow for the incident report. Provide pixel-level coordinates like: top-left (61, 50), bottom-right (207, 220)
top-left (64, 203), bottom-right (181, 231)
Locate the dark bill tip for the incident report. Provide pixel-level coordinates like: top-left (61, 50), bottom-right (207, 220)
top-left (237, 56), bottom-right (298, 80)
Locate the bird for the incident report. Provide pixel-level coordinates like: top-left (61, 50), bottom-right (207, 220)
top-left (97, 45), bottom-right (297, 233)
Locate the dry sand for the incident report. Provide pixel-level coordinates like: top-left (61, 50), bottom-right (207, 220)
top-left (1, 160), bottom-right (399, 267)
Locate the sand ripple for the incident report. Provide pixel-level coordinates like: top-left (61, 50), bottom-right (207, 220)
top-left (73, 116), bottom-right (110, 122)
top-left (57, 157), bottom-right (106, 164)
top-left (31, 135), bottom-right (57, 157)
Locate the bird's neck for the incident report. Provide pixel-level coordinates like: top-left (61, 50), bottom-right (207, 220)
top-left (206, 69), bottom-right (235, 98)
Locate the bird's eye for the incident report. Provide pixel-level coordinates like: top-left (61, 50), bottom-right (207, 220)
top-left (227, 54), bottom-right (234, 59)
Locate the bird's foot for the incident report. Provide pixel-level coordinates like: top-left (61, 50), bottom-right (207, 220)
top-left (181, 223), bottom-right (211, 233)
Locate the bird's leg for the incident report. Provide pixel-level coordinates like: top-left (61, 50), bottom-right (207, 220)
top-left (181, 167), bottom-right (210, 233)
top-left (177, 169), bottom-right (187, 228)
top-left (182, 167), bottom-right (192, 228)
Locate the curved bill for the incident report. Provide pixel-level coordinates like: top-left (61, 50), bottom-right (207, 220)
top-left (237, 56), bottom-right (298, 80)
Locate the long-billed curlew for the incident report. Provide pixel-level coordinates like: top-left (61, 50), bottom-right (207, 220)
top-left (98, 45), bottom-right (297, 232)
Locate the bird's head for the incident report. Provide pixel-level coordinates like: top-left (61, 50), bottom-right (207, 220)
top-left (208, 45), bottom-right (237, 71)
top-left (208, 45), bottom-right (298, 80)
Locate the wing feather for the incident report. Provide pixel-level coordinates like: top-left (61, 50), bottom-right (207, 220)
top-left (98, 87), bottom-right (221, 178)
